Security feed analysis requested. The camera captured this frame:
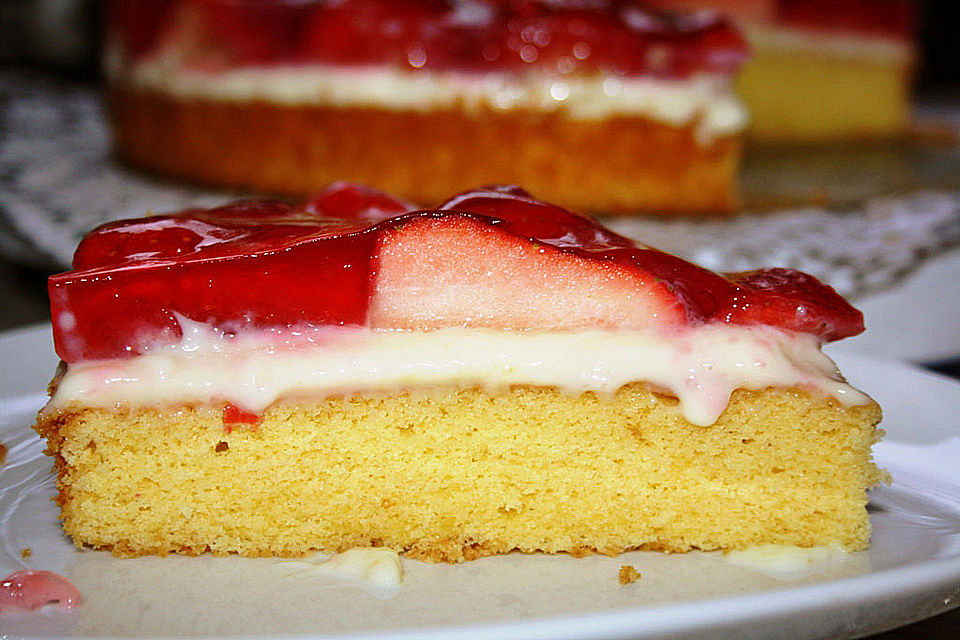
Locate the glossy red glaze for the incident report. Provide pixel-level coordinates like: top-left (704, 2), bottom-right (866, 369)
top-left (108, 0), bottom-right (747, 80)
top-left (50, 183), bottom-right (862, 363)
top-left (0, 570), bottom-right (81, 614)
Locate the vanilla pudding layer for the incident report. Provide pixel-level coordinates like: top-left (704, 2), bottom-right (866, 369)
top-left (47, 322), bottom-right (868, 427)
top-left (105, 50), bottom-right (747, 142)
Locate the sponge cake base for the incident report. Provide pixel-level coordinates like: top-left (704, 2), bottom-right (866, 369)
top-left (36, 384), bottom-right (883, 562)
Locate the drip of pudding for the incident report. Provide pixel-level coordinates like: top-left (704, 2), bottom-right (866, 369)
top-left (36, 183), bottom-right (883, 562)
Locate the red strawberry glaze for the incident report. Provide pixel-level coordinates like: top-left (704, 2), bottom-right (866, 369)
top-left (0, 570), bottom-right (81, 614)
top-left (108, 0), bottom-right (747, 80)
top-left (50, 184), bottom-right (862, 364)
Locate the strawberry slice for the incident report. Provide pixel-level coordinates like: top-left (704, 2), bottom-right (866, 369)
top-left (51, 230), bottom-right (382, 363)
top-left (194, 0), bottom-right (307, 65)
top-left (300, 0), bottom-right (447, 67)
top-left (304, 182), bottom-right (412, 221)
top-left (370, 213), bottom-right (686, 331)
top-left (715, 269), bottom-right (864, 342)
top-left (71, 201), bottom-right (296, 270)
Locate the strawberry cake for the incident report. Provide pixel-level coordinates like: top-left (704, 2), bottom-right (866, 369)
top-left (35, 183), bottom-right (883, 561)
top-left (104, 0), bottom-right (748, 214)
top-left (649, 0), bottom-right (916, 142)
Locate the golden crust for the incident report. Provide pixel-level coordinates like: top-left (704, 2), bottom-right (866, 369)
top-left (36, 384), bottom-right (882, 562)
top-left (106, 85), bottom-right (740, 214)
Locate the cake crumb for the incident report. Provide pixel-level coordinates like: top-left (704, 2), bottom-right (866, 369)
top-left (619, 565), bottom-right (641, 585)
top-left (0, 443), bottom-right (6, 465)
top-left (215, 441), bottom-right (229, 453)
top-left (20, 547), bottom-right (32, 559)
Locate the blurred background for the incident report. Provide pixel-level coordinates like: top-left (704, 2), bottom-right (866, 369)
top-left (1, 0), bottom-right (958, 346)
top-left (0, 2), bottom-right (957, 637)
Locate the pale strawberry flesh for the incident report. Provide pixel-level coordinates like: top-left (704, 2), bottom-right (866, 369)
top-left (50, 183), bottom-right (863, 363)
top-left (369, 214), bottom-right (687, 331)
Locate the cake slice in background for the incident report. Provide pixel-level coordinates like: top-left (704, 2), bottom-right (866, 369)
top-left (650, 0), bottom-right (916, 142)
top-left (36, 183), bottom-right (884, 561)
top-left (103, 0), bottom-right (749, 214)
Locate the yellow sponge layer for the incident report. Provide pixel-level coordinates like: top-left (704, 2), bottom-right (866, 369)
top-left (738, 47), bottom-right (911, 143)
top-left (36, 385), bottom-right (883, 562)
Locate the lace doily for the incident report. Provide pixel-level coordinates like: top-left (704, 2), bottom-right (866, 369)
top-left (2, 69), bottom-right (959, 300)
top-left (606, 192), bottom-right (960, 299)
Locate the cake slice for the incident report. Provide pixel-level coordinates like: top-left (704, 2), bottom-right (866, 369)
top-left (104, 0), bottom-right (748, 213)
top-left (36, 183), bottom-right (882, 561)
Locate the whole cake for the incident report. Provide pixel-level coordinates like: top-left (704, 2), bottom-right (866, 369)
top-left (104, 0), bottom-right (748, 214)
top-left (36, 183), bottom-right (883, 561)
top-left (650, 0), bottom-right (916, 142)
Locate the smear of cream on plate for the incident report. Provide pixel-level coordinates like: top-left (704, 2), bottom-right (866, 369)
top-left (724, 544), bottom-right (845, 574)
top-left (287, 547), bottom-right (404, 589)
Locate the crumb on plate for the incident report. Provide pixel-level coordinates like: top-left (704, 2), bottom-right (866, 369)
top-left (619, 565), bottom-right (641, 585)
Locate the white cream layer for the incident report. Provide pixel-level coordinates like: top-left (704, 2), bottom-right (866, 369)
top-left (106, 47), bottom-right (747, 143)
top-left (47, 321), bottom-right (869, 427)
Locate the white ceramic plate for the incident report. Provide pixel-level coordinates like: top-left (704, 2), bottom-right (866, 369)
top-left (1, 325), bottom-right (959, 639)
top-left (837, 247), bottom-right (960, 363)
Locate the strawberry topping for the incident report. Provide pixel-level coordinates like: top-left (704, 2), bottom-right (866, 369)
top-left (50, 183), bottom-right (862, 363)
top-left (111, 0), bottom-right (747, 80)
